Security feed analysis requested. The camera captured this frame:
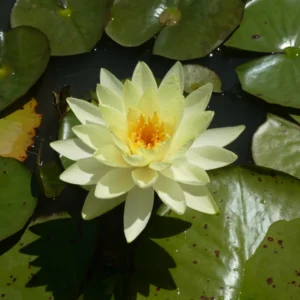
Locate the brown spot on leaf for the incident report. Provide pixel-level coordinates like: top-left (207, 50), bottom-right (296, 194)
top-left (258, 177), bottom-right (262, 182)
top-left (267, 237), bottom-right (274, 242)
top-left (214, 250), bottom-right (220, 258)
top-left (204, 224), bottom-right (208, 229)
top-left (252, 34), bottom-right (261, 39)
top-left (266, 277), bottom-right (273, 285)
top-left (263, 245), bottom-right (268, 248)
top-left (193, 260), bottom-right (198, 264)
top-left (278, 240), bottom-right (283, 246)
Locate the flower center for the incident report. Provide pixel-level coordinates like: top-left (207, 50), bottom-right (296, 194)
top-left (129, 112), bottom-right (166, 152)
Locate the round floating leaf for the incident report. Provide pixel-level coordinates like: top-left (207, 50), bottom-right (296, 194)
top-left (225, 0), bottom-right (300, 52)
top-left (290, 114), bottom-right (300, 124)
top-left (0, 212), bottom-right (99, 299)
top-left (252, 113), bottom-right (300, 179)
top-left (236, 53), bottom-right (300, 108)
top-left (0, 157), bottom-right (37, 242)
top-left (239, 218), bottom-right (300, 299)
top-left (106, 0), bottom-right (244, 60)
top-left (0, 98), bottom-right (42, 161)
top-left (183, 64), bottom-right (222, 94)
top-left (0, 27), bottom-right (50, 111)
top-left (11, 0), bottom-right (111, 56)
top-left (132, 166), bottom-right (300, 299)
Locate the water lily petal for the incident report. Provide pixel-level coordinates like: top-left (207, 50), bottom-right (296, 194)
top-left (100, 68), bottom-right (123, 97)
top-left (138, 88), bottom-right (160, 118)
top-left (181, 184), bottom-right (219, 215)
top-left (99, 103), bottom-right (126, 128)
top-left (160, 61), bottom-right (184, 94)
top-left (123, 153), bottom-right (149, 167)
top-left (149, 161), bottom-right (171, 171)
top-left (97, 84), bottom-right (124, 112)
top-left (50, 138), bottom-right (93, 160)
top-left (124, 186), bottom-right (154, 243)
top-left (95, 168), bottom-right (135, 199)
top-left (82, 186), bottom-right (126, 220)
top-left (109, 125), bottom-right (130, 152)
top-left (123, 80), bottom-right (142, 112)
top-left (193, 125), bottom-right (246, 148)
top-left (153, 175), bottom-right (186, 214)
top-left (158, 75), bottom-right (184, 129)
top-left (169, 111), bottom-right (214, 155)
top-left (132, 168), bottom-right (158, 188)
top-left (60, 157), bottom-right (111, 185)
top-left (67, 98), bottom-right (104, 125)
top-left (94, 144), bottom-right (130, 168)
top-left (132, 61), bottom-right (157, 94)
top-left (185, 146), bottom-right (238, 170)
top-left (160, 160), bottom-right (210, 186)
top-left (72, 124), bottom-right (112, 151)
top-left (184, 83), bottom-right (213, 111)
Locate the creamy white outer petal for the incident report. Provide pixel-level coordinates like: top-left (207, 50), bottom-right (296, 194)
top-left (67, 98), bottom-right (104, 125)
top-left (99, 103), bottom-right (126, 128)
top-left (160, 160), bottom-right (210, 186)
top-left (50, 138), bottom-right (93, 161)
top-left (82, 186), bottom-right (126, 220)
top-left (181, 184), bottom-right (219, 215)
top-left (132, 61), bottom-right (157, 94)
top-left (131, 168), bottom-right (158, 188)
top-left (94, 145), bottom-right (130, 168)
top-left (193, 125), bottom-right (246, 148)
top-left (169, 111), bottom-right (214, 155)
top-left (72, 124), bottom-right (113, 151)
top-left (124, 187), bottom-right (154, 243)
top-left (60, 157), bottom-right (111, 185)
top-left (184, 146), bottom-right (238, 170)
top-left (184, 83), bottom-right (213, 111)
top-left (95, 168), bottom-right (135, 199)
top-left (149, 161), bottom-right (171, 171)
top-left (122, 153), bottom-right (149, 167)
top-left (100, 68), bottom-right (123, 97)
top-left (153, 175), bottom-right (186, 214)
top-left (160, 61), bottom-right (184, 94)
top-left (97, 84), bottom-right (124, 112)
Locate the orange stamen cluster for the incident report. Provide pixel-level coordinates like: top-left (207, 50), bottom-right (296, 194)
top-left (129, 112), bottom-right (166, 151)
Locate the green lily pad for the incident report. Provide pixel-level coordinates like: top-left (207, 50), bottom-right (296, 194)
top-left (290, 114), bottom-right (300, 124)
top-left (0, 26), bottom-right (50, 111)
top-left (11, 0), bottom-right (111, 56)
top-left (0, 157), bottom-right (37, 242)
top-left (0, 212), bottom-right (99, 299)
top-left (225, 0), bottom-right (300, 52)
top-left (131, 165), bottom-right (300, 299)
top-left (183, 64), bottom-right (222, 94)
top-left (105, 0), bottom-right (244, 60)
top-left (236, 53), bottom-right (300, 108)
top-left (225, 0), bottom-right (300, 108)
top-left (252, 113), bottom-right (300, 179)
top-left (239, 218), bottom-right (300, 300)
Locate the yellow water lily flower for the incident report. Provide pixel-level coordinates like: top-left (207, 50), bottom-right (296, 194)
top-left (50, 62), bottom-right (245, 243)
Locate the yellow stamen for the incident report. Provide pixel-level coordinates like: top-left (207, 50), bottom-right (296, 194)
top-left (128, 112), bottom-right (166, 152)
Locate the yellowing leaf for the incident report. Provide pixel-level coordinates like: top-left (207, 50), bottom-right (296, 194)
top-left (0, 98), bottom-right (42, 161)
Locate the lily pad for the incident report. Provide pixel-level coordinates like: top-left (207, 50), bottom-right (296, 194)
top-left (290, 114), bottom-right (300, 124)
top-left (0, 27), bottom-right (50, 111)
top-left (131, 165), bottom-right (300, 299)
top-left (0, 212), bottom-right (99, 299)
top-left (225, 0), bottom-right (300, 108)
top-left (11, 0), bottom-right (111, 56)
top-left (105, 0), bottom-right (244, 60)
top-left (0, 98), bottom-right (42, 161)
top-left (183, 64), bottom-right (222, 94)
top-left (225, 0), bottom-right (300, 52)
top-left (239, 218), bottom-right (300, 299)
top-left (0, 157), bottom-right (37, 242)
top-left (252, 113), bottom-right (300, 179)
top-left (236, 53), bottom-right (300, 108)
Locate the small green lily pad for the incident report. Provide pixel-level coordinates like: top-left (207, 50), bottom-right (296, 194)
top-left (236, 53), bottom-right (300, 108)
top-left (252, 113), bottom-right (300, 179)
top-left (183, 64), bottom-right (222, 94)
top-left (132, 166), bottom-right (300, 299)
top-left (225, 0), bottom-right (300, 52)
top-left (0, 212), bottom-right (99, 299)
top-left (290, 114), bottom-right (300, 124)
top-left (11, 0), bottom-right (111, 56)
top-left (0, 27), bottom-right (50, 111)
top-left (240, 218), bottom-right (300, 299)
top-left (106, 0), bottom-right (244, 60)
top-left (0, 157), bottom-right (37, 242)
